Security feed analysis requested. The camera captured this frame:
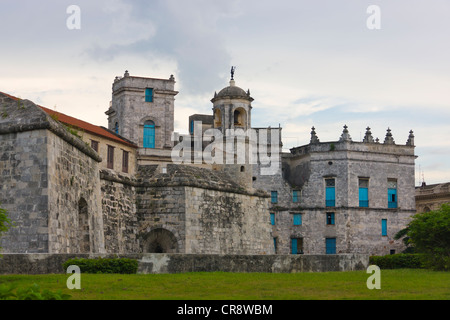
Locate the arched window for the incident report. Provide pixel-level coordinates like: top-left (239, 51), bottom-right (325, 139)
top-left (114, 122), bottom-right (119, 134)
top-left (234, 110), bottom-right (241, 125)
top-left (214, 108), bottom-right (222, 127)
top-left (78, 198), bottom-right (90, 253)
top-left (233, 108), bottom-right (246, 126)
top-left (143, 120), bottom-right (155, 149)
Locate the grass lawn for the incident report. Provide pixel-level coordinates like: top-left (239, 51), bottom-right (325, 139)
top-left (1, 269), bottom-right (449, 300)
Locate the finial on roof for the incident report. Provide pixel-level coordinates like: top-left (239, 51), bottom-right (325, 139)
top-left (124, 70), bottom-right (130, 77)
top-left (339, 124), bottom-right (352, 142)
top-left (231, 66), bottom-right (236, 80)
top-left (363, 126), bottom-right (374, 143)
top-left (384, 127), bottom-right (395, 145)
top-left (310, 126), bottom-right (320, 144)
top-left (406, 130), bottom-right (415, 146)
top-left (169, 74), bottom-right (175, 81)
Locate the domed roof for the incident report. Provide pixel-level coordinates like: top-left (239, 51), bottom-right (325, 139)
top-left (211, 80), bottom-right (254, 103)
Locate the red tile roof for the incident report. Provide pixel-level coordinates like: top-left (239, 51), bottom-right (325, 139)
top-left (0, 91), bottom-right (137, 148)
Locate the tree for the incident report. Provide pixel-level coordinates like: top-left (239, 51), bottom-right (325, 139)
top-left (407, 203), bottom-right (450, 270)
top-left (0, 203), bottom-right (14, 254)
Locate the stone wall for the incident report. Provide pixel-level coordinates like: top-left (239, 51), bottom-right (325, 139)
top-left (0, 130), bottom-right (50, 253)
top-left (184, 187), bottom-right (274, 254)
top-left (100, 169), bottom-right (139, 253)
top-left (0, 253), bottom-right (369, 274)
top-left (0, 93), bottom-right (105, 254)
top-left (46, 129), bottom-right (104, 254)
top-left (136, 164), bottom-right (273, 255)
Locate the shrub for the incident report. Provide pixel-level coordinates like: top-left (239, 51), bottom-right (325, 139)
top-left (62, 257), bottom-right (138, 274)
top-left (0, 283), bottom-right (71, 300)
top-left (407, 204), bottom-right (450, 271)
top-left (369, 254), bottom-right (426, 269)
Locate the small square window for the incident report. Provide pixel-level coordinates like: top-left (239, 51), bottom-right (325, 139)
top-left (293, 190), bottom-right (299, 203)
top-left (145, 88), bottom-right (153, 102)
top-left (91, 140), bottom-right (99, 152)
top-left (326, 212), bottom-right (335, 225)
top-left (293, 213), bottom-right (302, 226)
top-left (271, 191), bottom-right (278, 204)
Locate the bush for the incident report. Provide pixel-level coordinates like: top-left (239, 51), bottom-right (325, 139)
top-left (0, 283), bottom-right (71, 300)
top-left (62, 257), bottom-right (138, 274)
top-left (369, 254), bottom-right (426, 269)
top-left (407, 204), bottom-right (450, 271)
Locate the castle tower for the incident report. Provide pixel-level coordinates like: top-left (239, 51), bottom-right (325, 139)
top-left (105, 71), bottom-right (178, 151)
top-left (210, 69), bottom-right (254, 189)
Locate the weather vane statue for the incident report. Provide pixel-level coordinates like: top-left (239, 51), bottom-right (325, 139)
top-left (231, 66), bottom-right (236, 80)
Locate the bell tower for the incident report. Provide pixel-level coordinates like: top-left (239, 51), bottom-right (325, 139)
top-left (210, 68), bottom-right (254, 189)
top-left (105, 71), bottom-right (178, 150)
top-left (211, 68), bottom-right (253, 132)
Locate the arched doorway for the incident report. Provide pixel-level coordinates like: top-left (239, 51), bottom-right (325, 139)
top-left (143, 120), bottom-right (155, 148)
top-left (78, 198), bottom-right (90, 253)
top-left (233, 108), bottom-right (246, 127)
top-left (144, 228), bottom-right (178, 253)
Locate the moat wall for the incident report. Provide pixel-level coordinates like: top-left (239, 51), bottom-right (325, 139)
top-left (0, 253), bottom-right (369, 274)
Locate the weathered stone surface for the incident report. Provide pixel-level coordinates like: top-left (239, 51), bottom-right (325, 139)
top-left (0, 253), bottom-right (369, 274)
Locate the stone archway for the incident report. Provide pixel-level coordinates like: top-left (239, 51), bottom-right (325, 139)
top-left (78, 198), bottom-right (90, 253)
top-left (144, 228), bottom-right (178, 253)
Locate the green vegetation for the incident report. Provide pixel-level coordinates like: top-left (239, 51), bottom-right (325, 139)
top-left (0, 203), bottom-right (14, 254)
top-left (369, 254), bottom-right (426, 269)
top-left (0, 283), bottom-right (70, 300)
top-left (0, 270), bottom-right (448, 300)
top-left (62, 257), bottom-right (139, 274)
top-left (394, 203), bottom-right (450, 270)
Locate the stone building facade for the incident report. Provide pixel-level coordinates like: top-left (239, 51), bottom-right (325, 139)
top-left (0, 70), bottom-right (417, 257)
top-left (415, 182), bottom-right (450, 213)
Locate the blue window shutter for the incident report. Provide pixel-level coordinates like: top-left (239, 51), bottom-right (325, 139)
top-left (291, 238), bottom-right (298, 254)
top-left (326, 187), bottom-right (335, 207)
top-left (326, 212), bottom-right (335, 225)
top-left (270, 213), bottom-right (275, 226)
top-left (359, 187), bottom-right (369, 207)
top-left (271, 191), bottom-right (278, 204)
top-left (293, 191), bottom-right (298, 203)
top-left (143, 121), bottom-right (155, 149)
top-left (190, 120), bottom-right (194, 134)
top-left (388, 188), bottom-right (397, 208)
top-left (114, 122), bottom-right (119, 134)
top-left (382, 219), bottom-right (387, 236)
top-left (326, 238), bottom-right (336, 254)
top-left (145, 88), bottom-right (153, 102)
top-left (293, 213), bottom-right (301, 226)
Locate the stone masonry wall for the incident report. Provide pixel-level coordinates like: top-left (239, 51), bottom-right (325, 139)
top-left (0, 130), bottom-right (49, 253)
top-left (100, 169), bottom-right (139, 253)
top-left (184, 187), bottom-right (274, 254)
top-left (46, 129), bottom-right (104, 254)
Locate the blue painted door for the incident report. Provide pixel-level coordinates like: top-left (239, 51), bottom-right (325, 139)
top-left (326, 238), bottom-right (336, 254)
top-left (143, 121), bottom-right (155, 148)
top-left (359, 187), bottom-right (369, 207)
top-left (388, 188), bottom-right (397, 208)
top-left (291, 238), bottom-right (298, 254)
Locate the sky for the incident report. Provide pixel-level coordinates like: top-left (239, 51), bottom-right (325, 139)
top-left (0, 0), bottom-right (449, 185)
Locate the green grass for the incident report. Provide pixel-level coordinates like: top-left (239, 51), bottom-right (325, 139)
top-left (1, 269), bottom-right (449, 300)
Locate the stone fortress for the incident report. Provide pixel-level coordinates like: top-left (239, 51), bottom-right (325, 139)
top-left (0, 70), bottom-right (417, 257)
